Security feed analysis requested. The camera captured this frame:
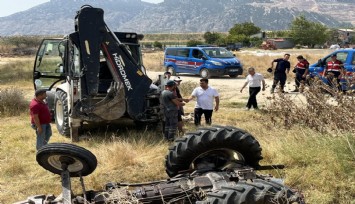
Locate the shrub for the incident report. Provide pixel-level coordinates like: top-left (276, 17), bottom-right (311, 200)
top-left (153, 41), bottom-right (163, 49)
top-left (266, 81), bottom-right (355, 134)
top-left (0, 88), bottom-right (29, 117)
top-left (186, 40), bottom-right (204, 47)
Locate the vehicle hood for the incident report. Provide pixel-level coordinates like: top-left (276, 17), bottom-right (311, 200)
top-left (309, 62), bottom-right (318, 70)
top-left (209, 57), bottom-right (241, 65)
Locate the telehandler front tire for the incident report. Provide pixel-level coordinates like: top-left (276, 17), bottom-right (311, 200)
top-left (54, 90), bottom-right (70, 136)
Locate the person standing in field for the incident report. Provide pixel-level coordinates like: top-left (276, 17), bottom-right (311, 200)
top-left (173, 76), bottom-right (189, 134)
top-left (292, 55), bottom-right (309, 93)
top-left (29, 89), bottom-right (52, 150)
top-left (187, 78), bottom-right (219, 126)
top-left (240, 67), bottom-right (266, 110)
top-left (323, 54), bottom-right (345, 90)
top-left (161, 80), bottom-right (185, 141)
top-left (270, 53), bottom-right (291, 93)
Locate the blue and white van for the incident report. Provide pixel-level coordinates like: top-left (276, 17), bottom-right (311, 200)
top-left (164, 47), bottom-right (243, 78)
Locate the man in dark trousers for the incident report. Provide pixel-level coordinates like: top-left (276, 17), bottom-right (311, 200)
top-left (292, 55), bottom-right (309, 93)
top-left (187, 78), bottom-right (219, 126)
top-left (240, 67), bottom-right (266, 110)
top-left (29, 89), bottom-right (52, 150)
top-left (161, 80), bottom-right (185, 141)
top-left (270, 53), bottom-right (291, 93)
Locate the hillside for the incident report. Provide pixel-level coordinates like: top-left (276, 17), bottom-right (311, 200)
top-left (0, 0), bottom-right (353, 35)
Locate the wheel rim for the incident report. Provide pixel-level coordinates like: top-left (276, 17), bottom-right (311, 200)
top-left (201, 69), bottom-right (208, 78)
top-left (190, 148), bottom-right (245, 170)
top-left (56, 99), bottom-right (64, 126)
top-left (47, 155), bottom-right (84, 172)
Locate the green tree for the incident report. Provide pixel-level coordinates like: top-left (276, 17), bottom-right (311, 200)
top-left (289, 15), bottom-right (329, 47)
top-left (153, 41), bottom-right (163, 49)
top-left (203, 32), bottom-right (221, 44)
top-left (186, 40), bottom-right (204, 47)
top-left (268, 30), bottom-right (291, 38)
top-left (225, 34), bottom-right (250, 46)
top-left (229, 22), bottom-right (261, 36)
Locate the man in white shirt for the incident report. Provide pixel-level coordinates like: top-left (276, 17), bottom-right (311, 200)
top-left (187, 78), bottom-right (219, 126)
top-left (240, 67), bottom-right (265, 110)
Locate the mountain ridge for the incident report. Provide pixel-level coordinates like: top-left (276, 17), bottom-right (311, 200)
top-left (0, 0), bottom-right (353, 36)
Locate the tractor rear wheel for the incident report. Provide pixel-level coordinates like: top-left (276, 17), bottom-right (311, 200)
top-left (204, 178), bottom-right (304, 204)
top-left (165, 125), bottom-right (263, 177)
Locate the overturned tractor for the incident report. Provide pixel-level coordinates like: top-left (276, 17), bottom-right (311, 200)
top-left (16, 126), bottom-right (305, 204)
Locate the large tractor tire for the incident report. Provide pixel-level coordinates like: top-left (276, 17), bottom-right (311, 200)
top-left (36, 143), bottom-right (97, 177)
top-left (203, 179), bottom-right (304, 204)
top-left (165, 126), bottom-right (263, 177)
top-left (54, 90), bottom-right (70, 136)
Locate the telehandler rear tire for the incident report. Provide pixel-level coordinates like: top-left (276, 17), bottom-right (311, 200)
top-left (165, 125), bottom-right (263, 177)
top-left (55, 90), bottom-right (70, 136)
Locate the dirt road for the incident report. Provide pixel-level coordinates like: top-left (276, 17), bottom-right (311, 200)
top-left (147, 71), bottom-right (307, 109)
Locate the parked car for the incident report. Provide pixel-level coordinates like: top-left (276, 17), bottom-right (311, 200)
top-left (164, 47), bottom-right (243, 78)
top-left (308, 49), bottom-right (355, 91)
top-left (329, 44), bottom-right (340, 49)
top-left (226, 43), bottom-right (243, 51)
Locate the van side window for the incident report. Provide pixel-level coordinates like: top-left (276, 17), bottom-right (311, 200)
top-left (166, 49), bottom-right (176, 56)
top-left (336, 52), bottom-right (348, 63)
top-left (192, 49), bottom-right (204, 59)
top-left (176, 49), bottom-right (189, 57)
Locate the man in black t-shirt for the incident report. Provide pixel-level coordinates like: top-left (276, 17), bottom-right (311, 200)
top-left (270, 54), bottom-right (291, 93)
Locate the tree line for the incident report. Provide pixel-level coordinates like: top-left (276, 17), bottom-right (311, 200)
top-left (187, 15), bottom-right (355, 48)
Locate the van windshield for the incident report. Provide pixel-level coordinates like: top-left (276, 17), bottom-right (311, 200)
top-left (203, 48), bottom-right (234, 58)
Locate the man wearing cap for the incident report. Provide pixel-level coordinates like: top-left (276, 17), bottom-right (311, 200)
top-left (29, 89), bottom-right (52, 150)
top-left (323, 54), bottom-right (344, 89)
top-left (161, 80), bottom-right (185, 141)
top-left (270, 54), bottom-right (291, 93)
top-left (187, 78), bottom-right (219, 126)
top-left (153, 71), bottom-right (172, 89)
top-left (292, 55), bottom-right (309, 92)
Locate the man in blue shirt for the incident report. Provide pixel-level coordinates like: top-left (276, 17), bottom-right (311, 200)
top-left (270, 54), bottom-right (291, 93)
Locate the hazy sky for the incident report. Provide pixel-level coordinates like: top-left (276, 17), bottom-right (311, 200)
top-left (0, 0), bottom-right (164, 17)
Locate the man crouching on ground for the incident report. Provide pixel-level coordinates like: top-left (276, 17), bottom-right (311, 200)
top-left (161, 80), bottom-right (185, 141)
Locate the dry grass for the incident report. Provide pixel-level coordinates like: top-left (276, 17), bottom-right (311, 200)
top-left (0, 50), bottom-right (354, 204)
top-left (0, 87), bottom-right (29, 117)
top-left (142, 51), bottom-right (165, 72)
